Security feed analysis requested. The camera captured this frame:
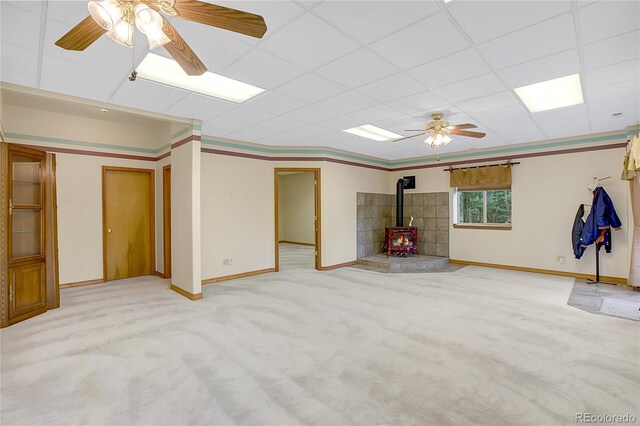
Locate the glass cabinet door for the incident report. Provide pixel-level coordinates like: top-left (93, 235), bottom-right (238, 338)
top-left (9, 152), bottom-right (44, 261)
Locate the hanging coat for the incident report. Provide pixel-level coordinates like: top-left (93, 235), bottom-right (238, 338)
top-left (572, 204), bottom-right (586, 259)
top-left (579, 187), bottom-right (622, 248)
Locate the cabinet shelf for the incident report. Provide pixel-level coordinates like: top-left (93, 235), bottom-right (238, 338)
top-left (13, 180), bottom-right (40, 184)
top-left (13, 230), bottom-right (38, 234)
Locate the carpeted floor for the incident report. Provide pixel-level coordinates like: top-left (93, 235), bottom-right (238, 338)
top-left (1, 245), bottom-right (638, 425)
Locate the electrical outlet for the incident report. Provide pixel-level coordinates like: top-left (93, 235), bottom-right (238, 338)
top-left (557, 255), bottom-right (565, 264)
top-left (223, 258), bottom-right (233, 266)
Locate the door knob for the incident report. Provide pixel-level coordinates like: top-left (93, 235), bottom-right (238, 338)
top-left (107, 228), bottom-right (112, 233)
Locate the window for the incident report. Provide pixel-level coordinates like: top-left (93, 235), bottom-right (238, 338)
top-left (456, 190), bottom-right (512, 226)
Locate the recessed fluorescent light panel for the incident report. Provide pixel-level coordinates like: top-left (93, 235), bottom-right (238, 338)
top-left (136, 53), bottom-right (264, 103)
top-left (514, 73), bottom-right (584, 113)
top-left (343, 124), bottom-right (402, 141)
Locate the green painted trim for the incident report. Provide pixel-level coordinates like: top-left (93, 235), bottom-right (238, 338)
top-left (192, 124), bottom-right (202, 132)
top-left (201, 138), bottom-right (393, 166)
top-left (5, 132), bottom-right (160, 154)
top-left (392, 132), bottom-right (627, 166)
top-left (171, 126), bottom-right (192, 140)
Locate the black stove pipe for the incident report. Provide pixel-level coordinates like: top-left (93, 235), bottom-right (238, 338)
top-left (396, 178), bottom-right (404, 227)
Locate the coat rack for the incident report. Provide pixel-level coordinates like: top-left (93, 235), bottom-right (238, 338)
top-left (586, 176), bottom-right (616, 285)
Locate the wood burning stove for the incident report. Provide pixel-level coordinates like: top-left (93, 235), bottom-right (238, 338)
top-left (385, 227), bottom-right (419, 257)
top-left (385, 177), bottom-right (420, 257)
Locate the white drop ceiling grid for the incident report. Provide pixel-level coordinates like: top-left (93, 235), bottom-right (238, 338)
top-left (1, 0), bottom-right (639, 160)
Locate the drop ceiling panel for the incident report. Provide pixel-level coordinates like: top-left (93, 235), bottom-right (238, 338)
top-left (244, 91), bottom-right (306, 115)
top-left (386, 91), bottom-right (449, 116)
top-left (316, 114), bottom-right (368, 132)
top-left (3, 1), bottom-right (41, 14)
top-left (275, 73), bottom-right (344, 103)
top-left (258, 14), bottom-right (360, 70)
top-left (346, 104), bottom-right (404, 124)
top-left (532, 104), bottom-right (590, 139)
top-left (0, 70), bottom-right (37, 87)
top-left (41, 55), bottom-right (126, 101)
top-left (0, 43), bottom-right (38, 76)
top-left (369, 12), bottom-right (470, 69)
top-left (214, 106), bottom-right (277, 128)
top-left (587, 80), bottom-right (640, 104)
top-left (213, 0), bottom-right (305, 44)
top-left (289, 124), bottom-right (335, 138)
top-left (477, 13), bottom-right (577, 70)
top-left (312, 1), bottom-right (439, 45)
top-left (406, 49), bottom-right (491, 89)
top-left (494, 125), bottom-right (547, 145)
top-left (226, 124), bottom-right (284, 141)
top-left (355, 73), bottom-right (426, 103)
top-left (261, 114), bottom-right (310, 131)
top-left (498, 49), bottom-right (581, 89)
top-left (1, 3), bottom-right (40, 51)
top-left (284, 103), bottom-right (342, 123)
top-left (167, 19), bottom-right (253, 72)
top-left (314, 91), bottom-right (378, 115)
top-left (110, 79), bottom-right (188, 113)
top-left (202, 116), bottom-right (250, 137)
top-left (583, 30), bottom-right (640, 70)
top-left (456, 92), bottom-right (522, 114)
top-left (579, 1), bottom-right (640, 44)
top-left (434, 73), bottom-right (506, 104)
top-left (448, 0), bottom-right (571, 44)
top-left (222, 49), bottom-right (305, 90)
top-left (163, 93), bottom-right (237, 121)
top-left (586, 59), bottom-right (640, 89)
top-left (46, 0), bottom-right (91, 26)
top-left (315, 49), bottom-right (398, 89)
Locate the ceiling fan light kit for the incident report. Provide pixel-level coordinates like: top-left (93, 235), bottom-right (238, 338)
top-left (56, 0), bottom-right (268, 76)
top-left (393, 113), bottom-right (486, 150)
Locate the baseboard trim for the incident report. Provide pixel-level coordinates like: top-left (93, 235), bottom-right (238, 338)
top-left (170, 284), bottom-right (203, 300)
top-left (320, 260), bottom-right (358, 271)
top-left (202, 268), bottom-right (276, 285)
top-left (449, 259), bottom-right (628, 285)
top-left (279, 240), bottom-right (315, 247)
top-left (154, 270), bottom-right (166, 279)
top-left (60, 278), bottom-right (105, 289)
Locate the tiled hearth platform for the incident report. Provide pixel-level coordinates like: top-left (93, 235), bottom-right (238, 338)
top-left (357, 254), bottom-right (455, 273)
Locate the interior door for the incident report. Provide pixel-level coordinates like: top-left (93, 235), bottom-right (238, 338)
top-left (103, 167), bottom-right (154, 281)
top-left (8, 146), bottom-right (47, 324)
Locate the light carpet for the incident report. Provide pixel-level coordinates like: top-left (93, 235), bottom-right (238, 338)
top-left (1, 246), bottom-right (638, 425)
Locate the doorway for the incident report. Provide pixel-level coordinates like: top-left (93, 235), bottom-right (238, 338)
top-left (102, 166), bottom-right (155, 281)
top-left (274, 168), bottom-right (321, 271)
top-left (162, 165), bottom-right (171, 279)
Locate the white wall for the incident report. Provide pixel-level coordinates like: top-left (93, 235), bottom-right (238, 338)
top-left (279, 172), bottom-right (315, 245)
top-left (55, 154), bottom-right (157, 284)
top-left (201, 155), bottom-right (389, 279)
top-left (390, 148), bottom-right (631, 278)
top-left (4, 104), bottom-right (170, 151)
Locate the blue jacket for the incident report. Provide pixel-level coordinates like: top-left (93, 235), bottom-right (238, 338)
top-left (579, 187), bottom-right (622, 249)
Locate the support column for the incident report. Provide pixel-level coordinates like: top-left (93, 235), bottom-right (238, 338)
top-left (170, 120), bottom-right (202, 300)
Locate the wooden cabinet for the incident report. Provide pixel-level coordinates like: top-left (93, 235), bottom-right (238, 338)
top-left (1, 143), bottom-right (56, 327)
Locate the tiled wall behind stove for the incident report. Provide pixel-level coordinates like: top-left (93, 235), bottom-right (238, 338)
top-left (356, 193), bottom-right (393, 258)
top-left (392, 192), bottom-right (450, 257)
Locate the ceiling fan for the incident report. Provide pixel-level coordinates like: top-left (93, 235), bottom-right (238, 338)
top-left (55, 0), bottom-right (267, 76)
top-left (394, 113), bottom-right (486, 149)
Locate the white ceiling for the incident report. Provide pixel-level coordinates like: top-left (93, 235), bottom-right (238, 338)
top-left (1, 0), bottom-right (639, 160)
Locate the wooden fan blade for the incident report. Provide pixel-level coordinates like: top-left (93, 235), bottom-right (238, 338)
top-left (162, 18), bottom-right (208, 76)
top-left (55, 16), bottom-right (106, 51)
top-left (174, 0), bottom-right (267, 38)
top-left (447, 123), bottom-right (477, 130)
top-left (451, 129), bottom-right (486, 138)
top-left (393, 132), bottom-right (427, 142)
